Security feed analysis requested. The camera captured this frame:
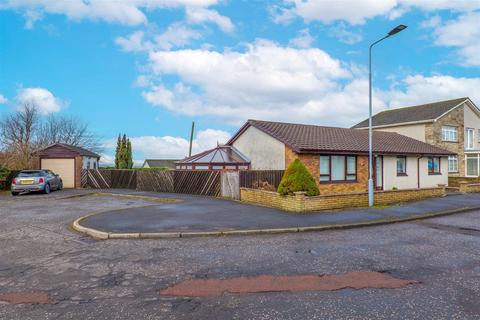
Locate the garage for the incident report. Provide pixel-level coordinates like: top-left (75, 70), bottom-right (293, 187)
top-left (41, 158), bottom-right (75, 188)
top-left (34, 143), bottom-right (100, 189)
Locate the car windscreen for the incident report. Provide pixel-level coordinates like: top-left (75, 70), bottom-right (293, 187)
top-left (17, 171), bottom-right (45, 177)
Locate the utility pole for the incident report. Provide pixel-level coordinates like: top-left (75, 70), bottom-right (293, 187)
top-left (188, 121), bottom-right (195, 157)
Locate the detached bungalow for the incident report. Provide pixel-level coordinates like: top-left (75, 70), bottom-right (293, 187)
top-left (228, 120), bottom-right (454, 192)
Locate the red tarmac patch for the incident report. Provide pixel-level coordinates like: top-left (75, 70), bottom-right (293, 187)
top-left (0, 292), bottom-right (56, 304)
top-left (160, 271), bottom-right (418, 297)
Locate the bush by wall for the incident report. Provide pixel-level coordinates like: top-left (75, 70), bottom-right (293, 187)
top-left (277, 159), bottom-right (319, 196)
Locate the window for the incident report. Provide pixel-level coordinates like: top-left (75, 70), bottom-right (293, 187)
top-left (448, 155), bottom-right (458, 173)
top-left (428, 157), bottom-right (441, 175)
top-left (466, 128), bottom-right (474, 150)
top-left (87, 162), bottom-right (91, 169)
top-left (442, 126), bottom-right (458, 142)
top-left (396, 156), bottom-right (407, 176)
top-left (466, 154), bottom-right (479, 177)
top-left (93, 162), bottom-right (97, 169)
top-left (319, 155), bottom-right (356, 182)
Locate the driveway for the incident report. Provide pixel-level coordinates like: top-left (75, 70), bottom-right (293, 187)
top-left (2, 190), bottom-right (480, 319)
top-left (77, 190), bottom-right (480, 234)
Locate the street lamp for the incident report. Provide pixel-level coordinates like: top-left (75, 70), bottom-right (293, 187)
top-left (368, 24), bottom-right (407, 207)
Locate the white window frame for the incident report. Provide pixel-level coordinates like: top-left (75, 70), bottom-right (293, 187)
top-left (466, 128), bottom-right (474, 150)
top-left (447, 155), bottom-right (458, 173)
top-left (442, 126), bottom-right (458, 142)
top-left (466, 153), bottom-right (480, 177)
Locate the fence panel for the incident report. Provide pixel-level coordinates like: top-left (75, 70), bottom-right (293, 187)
top-left (221, 171), bottom-right (240, 199)
top-left (110, 170), bottom-right (137, 189)
top-left (82, 169), bottom-right (111, 189)
top-left (137, 170), bottom-right (174, 193)
top-left (174, 170), bottom-right (221, 197)
top-left (239, 170), bottom-right (285, 190)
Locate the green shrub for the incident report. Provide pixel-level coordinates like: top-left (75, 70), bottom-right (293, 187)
top-left (277, 159), bottom-right (320, 196)
top-left (0, 165), bottom-right (10, 179)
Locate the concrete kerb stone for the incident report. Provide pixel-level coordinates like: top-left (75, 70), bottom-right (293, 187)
top-left (71, 200), bottom-right (480, 240)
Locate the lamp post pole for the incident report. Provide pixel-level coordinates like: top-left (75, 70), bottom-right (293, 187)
top-left (368, 25), bottom-right (407, 207)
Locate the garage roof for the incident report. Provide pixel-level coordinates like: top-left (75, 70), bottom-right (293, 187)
top-left (34, 143), bottom-right (100, 158)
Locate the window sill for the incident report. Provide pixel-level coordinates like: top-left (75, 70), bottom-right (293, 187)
top-left (396, 173), bottom-right (408, 177)
top-left (442, 140), bottom-right (458, 143)
top-left (428, 173), bottom-right (442, 176)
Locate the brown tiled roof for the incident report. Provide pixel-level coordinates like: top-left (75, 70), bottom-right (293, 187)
top-left (352, 97), bottom-right (470, 129)
top-left (228, 120), bottom-right (455, 156)
top-left (35, 143), bottom-right (100, 158)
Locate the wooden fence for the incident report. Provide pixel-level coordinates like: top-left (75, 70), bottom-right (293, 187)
top-left (82, 169), bottom-right (221, 197)
top-left (239, 170), bottom-right (285, 190)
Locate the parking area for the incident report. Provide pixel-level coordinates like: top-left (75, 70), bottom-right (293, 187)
top-left (1, 190), bottom-right (480, 319)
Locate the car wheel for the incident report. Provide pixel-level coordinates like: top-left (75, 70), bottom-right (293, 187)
top-left (44, 183), bottom-right (51, 194)
top-left (11, 192), bottom-right (19, 196)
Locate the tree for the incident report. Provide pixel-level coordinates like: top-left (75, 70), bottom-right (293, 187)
top-left (114, 133), bottom-right (133, 169)
top-left (114, 134), bottom-right (121, 169)
top-left (126, 139), bottom-right (133, 169)
top-left (277, 159), bottom-right (320, 196)
top-left (0, 104), bottom-right (39, 169)
top-left (0, 104), bottom-right (102, 170)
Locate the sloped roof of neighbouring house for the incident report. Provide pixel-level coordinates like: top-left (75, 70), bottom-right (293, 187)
top-left (34, 143), bottom-right (100, 158)
top-left (142, 159), bottom-right (178, 168)
top-left (227, 119), bottom-right (455, 156)
top-left (352, 97), bottom-right (477, 129)
top-left (176, 145), bottom-right (250, 165)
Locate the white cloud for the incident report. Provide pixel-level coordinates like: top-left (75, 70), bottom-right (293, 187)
top-left (289, 28), bottom-right (314, 48)
top-left (185, 7), bottom-right (234, 33)
top-left (116, 23), bottom-right (202, 52)
top-left (277, 0), bottom-right (480, 25)
top-left (103, 128), bottom-right (231, 160)
top-left (381, 75), bottom-right (480, 108)
top-left (142, 40), bottom-right (353, 125)
top-left (427, 11), bottom-right (480, 66)
top-left (1, 0), bottom-right (219, 27)
top-left (328, 23), bottom-right (363, 45)
top-left (0, 94), bottom-right (8, 104)
top-left (16, 87), bottom-right (67, 114)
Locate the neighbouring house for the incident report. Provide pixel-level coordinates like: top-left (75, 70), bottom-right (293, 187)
top-left (142, 159), bottom-right (178, 169)
top-left (352, 97), bottom-right (480, 178)
top-left (228, 119), bottom-right (454, 193)
top-left (34, 143), bottom-right (100, 188)
top-left (175, 145), bottom-right (250, 170)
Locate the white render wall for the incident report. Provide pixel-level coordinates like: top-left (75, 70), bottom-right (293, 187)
top-left (464, 103), bottom-right (480, 150)
top-left (376, 123), bottom-right (426, 142)
top-left (82, 156), bottom-right (99, 169)
top-left (232, 126), bottom-right (286, 170)
top-left (382, 155), bottom-right (448, 190)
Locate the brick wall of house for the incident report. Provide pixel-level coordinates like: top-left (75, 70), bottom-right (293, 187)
top-left (240, 187), bottom-right (446, 212)
top-left (425, 105), bottom-right (465, 177)
top-left (285, 146), bottom-right (369, 194)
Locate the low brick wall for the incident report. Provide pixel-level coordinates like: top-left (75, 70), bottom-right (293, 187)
top-left (449, 177), bottom-right (480, 188)
top-left (459, 182), bottom-right (480, 193)
top-left (240, 187), bottom-right (446, 212)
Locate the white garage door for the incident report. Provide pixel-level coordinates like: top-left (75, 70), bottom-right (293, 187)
top-left (41, 158), bottom-right (75, 188)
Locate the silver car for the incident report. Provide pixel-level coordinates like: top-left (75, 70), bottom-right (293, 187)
top-left (11, 170), bottom-right (63, 196)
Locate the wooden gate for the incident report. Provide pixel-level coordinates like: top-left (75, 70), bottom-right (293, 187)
top-left (221, 171), bottom-right (240, 199)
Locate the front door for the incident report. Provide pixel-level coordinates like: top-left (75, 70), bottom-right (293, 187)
top-left (374, 155), bottom-right (383, 190)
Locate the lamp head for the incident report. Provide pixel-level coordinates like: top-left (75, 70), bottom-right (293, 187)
top-left (388, 24), bottom-right (407, 36)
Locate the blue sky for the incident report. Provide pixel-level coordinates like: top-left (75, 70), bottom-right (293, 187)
top-left (1, 0), bottom-right (480, 165)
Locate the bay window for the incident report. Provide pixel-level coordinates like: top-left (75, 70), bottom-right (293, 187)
top-left (428, 157), bottom-right (441, 175)
top-left (466, 154), bottom-right (480, 177)
top-left (320, 155), bottom-right (357, 182)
